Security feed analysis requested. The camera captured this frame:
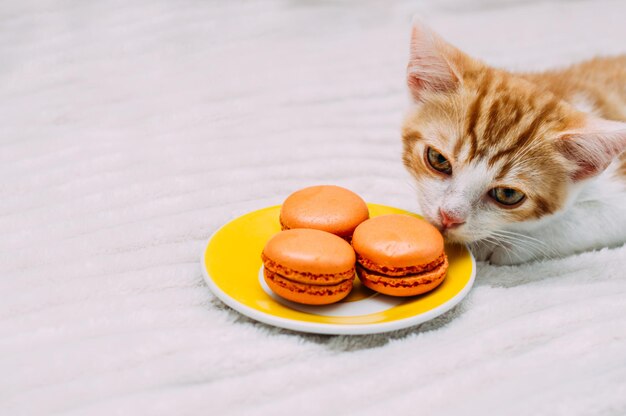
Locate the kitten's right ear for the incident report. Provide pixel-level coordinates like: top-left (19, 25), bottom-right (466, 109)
top-left (556, 118), bottom-right (626, 181)
top-left (407, 20), bottom-right (461, 102)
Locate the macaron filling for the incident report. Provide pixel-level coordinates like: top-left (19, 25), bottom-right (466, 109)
top-left (355, 252), bottom-right (446, 277)
top-left (264, 268), bottom-right (353, 295)
top-left (261, 253), bottom-right (355, 285)
top-left (356, 255), bottom-right (448, 288)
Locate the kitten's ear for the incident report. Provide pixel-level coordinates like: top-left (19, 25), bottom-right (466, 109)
top-left (407, 19), bottom-right (461, 102)
top-left (556, 118), bottom-right (626, 181)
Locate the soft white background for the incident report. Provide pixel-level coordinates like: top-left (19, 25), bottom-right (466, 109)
top-left (2, 0), bottom-right (626, 414)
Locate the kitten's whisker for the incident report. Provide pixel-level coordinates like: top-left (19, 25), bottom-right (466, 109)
top-left (509, 140), bottom-right (542, 163)
top-left (491, 230), bottom-right (558, 257)
top-left (490, 230), bottom-right (558, 260)
top-left (490, 233), bottom-right (540, 255)
top-left (492, 230), bottom-right (548, 246)
top-left (404, 179), bottom-right (418, 193)
top-left (488, 232), bottom-right (546, 261)
top-left (482, 235), bottom-right (516, 263)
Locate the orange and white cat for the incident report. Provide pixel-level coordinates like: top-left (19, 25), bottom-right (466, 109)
top-left (402, 21), bottom-right (626, 265)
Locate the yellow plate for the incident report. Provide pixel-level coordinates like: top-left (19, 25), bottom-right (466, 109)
top-left (202, 204), bottom-right (475, 335)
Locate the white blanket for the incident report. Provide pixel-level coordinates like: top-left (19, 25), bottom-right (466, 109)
top-left (2, 1), bottom-right (625, 415)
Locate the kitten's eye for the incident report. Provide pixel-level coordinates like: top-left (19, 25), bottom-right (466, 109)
top-left (426, 147), bottom-right (452, 175)
top-left (488, 187), bottom-right (526, 206)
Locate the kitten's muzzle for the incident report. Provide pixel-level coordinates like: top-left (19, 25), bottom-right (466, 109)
top-left (439, 208), bottom-right (466, 231)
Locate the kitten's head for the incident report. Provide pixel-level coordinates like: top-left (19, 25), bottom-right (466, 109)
top-left (402, 22), bottom-right (626, 243)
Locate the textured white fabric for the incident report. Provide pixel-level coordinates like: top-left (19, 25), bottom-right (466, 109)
top-left (2, 1), bottom-right (626, 415)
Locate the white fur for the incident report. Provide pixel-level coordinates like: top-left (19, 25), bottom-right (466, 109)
top-left (571, 93), bottom-right (599, 115)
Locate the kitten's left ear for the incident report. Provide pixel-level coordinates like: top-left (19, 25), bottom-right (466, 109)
top-left (407, 19), bottom-right (463, 102)
top-left (556, 118), bottom-right (626, 181)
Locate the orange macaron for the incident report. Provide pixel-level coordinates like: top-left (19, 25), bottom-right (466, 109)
top-left (261, 228), bottom-right (356, 305)
top-left (352, 214), bottom-right (448, 297)
top-left (279, 185), bottom-right (369, 240)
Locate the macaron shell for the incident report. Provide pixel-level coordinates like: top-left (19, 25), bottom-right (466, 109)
top-left (279, 185), bottom-right (369, 238)
top-left (262, 228), bottom-right (356, 276)
top-left (352, 214), bottom-right (444, 268)
top-left (356, 254), bottom-right (448, 297)
top-left (264, 268), bottom-right (353, 305)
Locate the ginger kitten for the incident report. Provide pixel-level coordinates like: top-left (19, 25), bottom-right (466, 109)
top-left (402, 22), bottom-right (626, 265)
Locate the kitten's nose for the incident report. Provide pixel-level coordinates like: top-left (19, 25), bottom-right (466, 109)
top-left (439, 208), bottom-right (465, 230)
